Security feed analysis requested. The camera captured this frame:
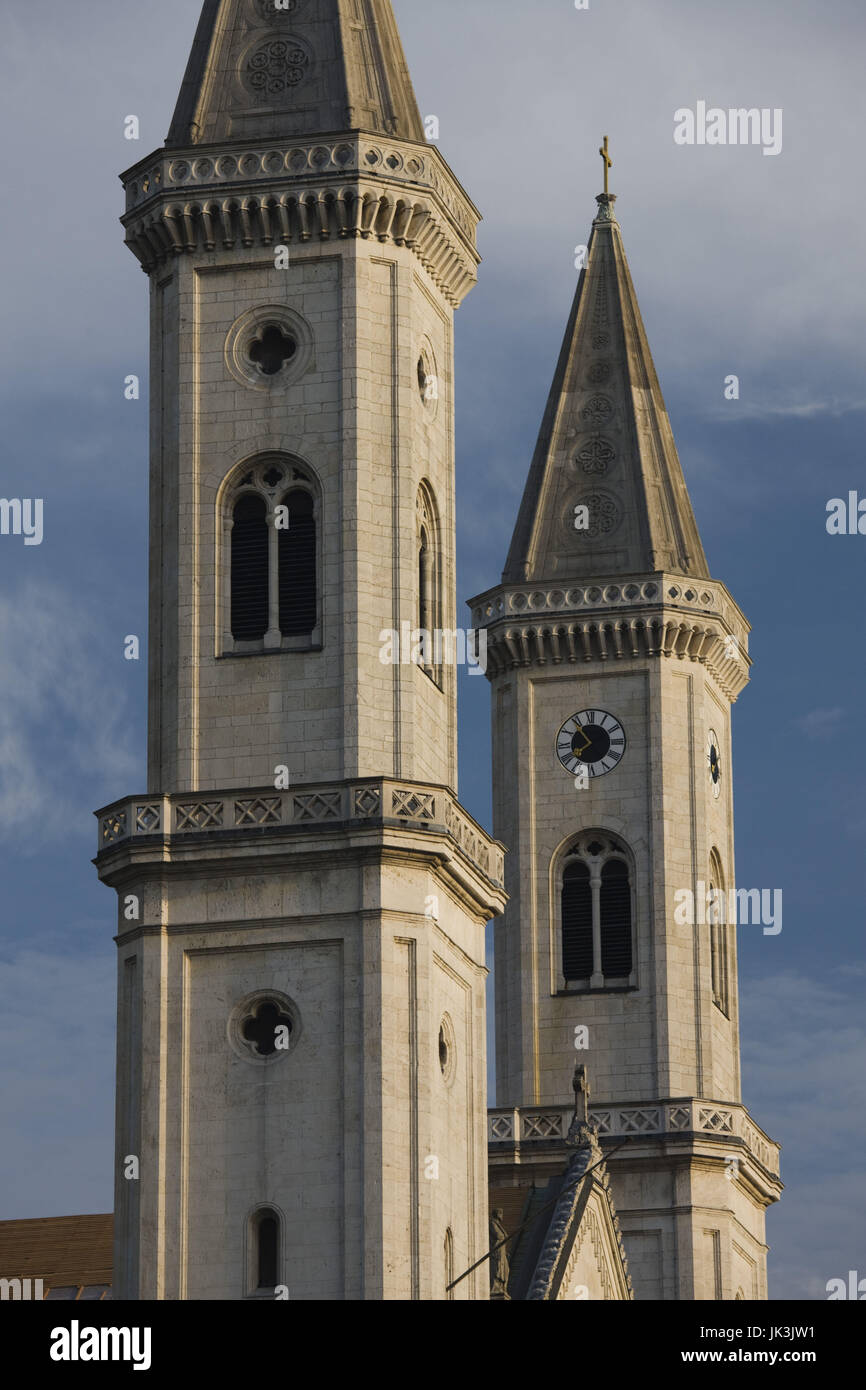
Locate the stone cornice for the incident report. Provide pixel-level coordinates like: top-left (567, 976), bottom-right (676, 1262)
top-left (120, 134), bottom-right (480, 305)
top-left (488, 1099), bottom-right (783, 1204)
top-left (94, 777), bottom-right (506, 908)
top-left (468, 573), bottom-right (751, 701)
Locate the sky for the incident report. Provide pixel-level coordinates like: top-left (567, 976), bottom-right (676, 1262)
top-left (0, 0), bottom-right (864, 1301)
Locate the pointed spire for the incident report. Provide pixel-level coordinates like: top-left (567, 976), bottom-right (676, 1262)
top-left (168, 0), bottom-right (425, 149)
top-left (504, 186), bottom-right (709, 584)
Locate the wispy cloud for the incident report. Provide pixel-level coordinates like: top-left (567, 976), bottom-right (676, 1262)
top-left (706, 398), bottom-right (866, 423)
top-left (792, 707), bottom-right (844, 741)
top-left (0, 582), bottom-right (139, 848)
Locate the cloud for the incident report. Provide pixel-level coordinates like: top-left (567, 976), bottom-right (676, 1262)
top-left (0, 582), bottom-right (139, 848)
top-left (706, 399), bottom-right (866, 423)
top-left (792, 708), bottom-right (844, 741)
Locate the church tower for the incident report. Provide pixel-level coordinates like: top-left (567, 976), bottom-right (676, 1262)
top-left (95, 0), bottom-right (504, 1301)
top-left (475, 177), bottom-right (782, 1299)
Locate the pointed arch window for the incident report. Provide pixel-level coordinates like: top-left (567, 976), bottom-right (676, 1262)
top-left (419, 527), bottom-right (432, 633)
top-left (223, 456), bottom-right (321, 654)
top-left (416, 482), bottom-right (442, 687)
top-left (709, 849), bottom-right (730, 1017)
top-left (558, 834), bottom-right (635, 990)
top-left (444, 1228), bottom-right (454, 1302)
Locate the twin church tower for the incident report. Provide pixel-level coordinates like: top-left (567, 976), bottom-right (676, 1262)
top-left (95, 0), bottom-right (780, 1300)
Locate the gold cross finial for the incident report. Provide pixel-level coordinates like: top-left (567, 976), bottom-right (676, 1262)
top-left (599, 135), bottom-right (612, 196)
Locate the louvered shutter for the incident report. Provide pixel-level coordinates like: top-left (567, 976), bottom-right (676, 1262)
top-left (600, 859), bottom-right (632, 976)
top-left (231, 495), bottom-right (269, 641)
top-left (562, 862), bottom-right (593, 981)
top-left (279, 490), bottom-right (316, 637)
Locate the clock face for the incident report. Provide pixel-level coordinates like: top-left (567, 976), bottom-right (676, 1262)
top-left (707, 729), bottom-right (722, 798)
top-left (556, 710), bottom-right (626, 778)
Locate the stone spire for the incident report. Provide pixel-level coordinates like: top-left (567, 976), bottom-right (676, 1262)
top-left (504, 191), bottom-right (709, 585)
top-left (168, 0), bottom-right (426, 148)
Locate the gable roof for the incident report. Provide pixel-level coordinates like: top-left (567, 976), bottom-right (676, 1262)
top-left (522, 1122), bottom-right (632, 1302)
top-left (0, 1214), bottom-right (113, 1298)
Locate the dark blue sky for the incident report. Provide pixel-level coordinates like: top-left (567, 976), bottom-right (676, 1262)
top-left (0, 0), bottom-right (864, 1300)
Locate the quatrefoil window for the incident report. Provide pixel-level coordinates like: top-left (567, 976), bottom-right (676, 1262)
top-left (226, 305), bottom-right (313, 392)
top-left (229, 990), bottom-right (301, 1063)
top-left (241, 1000), bottom-right (294, 1057)
top-left (249, 326), bottom-right (297, 377)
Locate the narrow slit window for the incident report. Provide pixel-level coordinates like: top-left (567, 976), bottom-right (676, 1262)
top-left (256, 1211), bottom-right (279, 1290)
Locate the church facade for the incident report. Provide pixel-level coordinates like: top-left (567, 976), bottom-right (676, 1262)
top-left (90, 0), bottom-right (781, 1301)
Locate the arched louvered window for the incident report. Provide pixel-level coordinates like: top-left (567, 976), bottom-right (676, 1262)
top-left (224, 456), bottom-right (321, 653)
top-left (709, 850), bottom-right (730, 1016)
top-left (279, 488), bottom-right (316, 637)
top-left (559, 834), bottom-right (635, 988)
top-left (231, 494), bottom-right (269, 641)
top-left (416, 483), bottom-right (441, 683)
top-left (254, 1208), bottom-right (280, 1290)
top-left (562, 862), bottom-right (593, 982)
top-left (600, 859), bottom-right (632, 976)
top-left (419, 527), bottom-right (432, 634)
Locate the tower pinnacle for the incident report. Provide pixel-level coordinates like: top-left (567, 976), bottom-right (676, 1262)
top-left (167, 0), bottom-right (426, 149)
top-left (503, 188), bottom-right (709, 584)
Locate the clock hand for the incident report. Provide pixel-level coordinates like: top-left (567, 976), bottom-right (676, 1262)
top-left (573, 725), bottom-right (592, 756)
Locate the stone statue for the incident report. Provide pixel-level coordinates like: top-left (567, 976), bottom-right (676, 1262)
top-left (573, 1062), bottom-right (590, 1124)
top-left (489, 1207), bottom-right (511, 1298)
